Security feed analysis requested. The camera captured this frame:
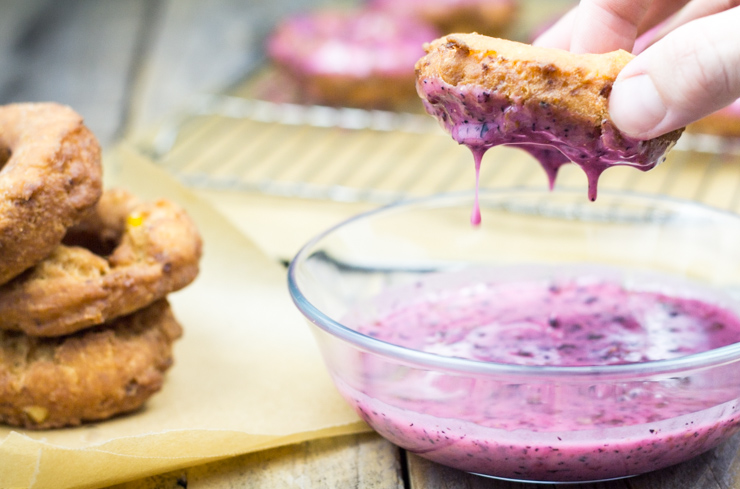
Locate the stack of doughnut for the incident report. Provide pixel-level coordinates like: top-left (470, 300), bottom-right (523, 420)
top-left (0, 102), bottom-right (202, 429)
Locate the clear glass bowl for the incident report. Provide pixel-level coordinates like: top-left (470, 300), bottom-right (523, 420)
top-left (287, 188), bottom-right (740, 483)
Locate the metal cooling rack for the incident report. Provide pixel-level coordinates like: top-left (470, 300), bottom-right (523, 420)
top-left (137, 93), bottom-right (740, 212)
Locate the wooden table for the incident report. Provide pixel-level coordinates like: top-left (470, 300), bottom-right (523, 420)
top-left (4, 1), bottom-right (740, 488)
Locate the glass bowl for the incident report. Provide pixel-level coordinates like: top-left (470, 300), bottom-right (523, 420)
top-left (287, 188), bottom-right (740, 483)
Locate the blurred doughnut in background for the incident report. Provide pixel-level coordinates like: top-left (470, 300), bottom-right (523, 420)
top-left (266, 8), bottom-right (439, 109)
top-left (367, 0), bottom-right (518, 38)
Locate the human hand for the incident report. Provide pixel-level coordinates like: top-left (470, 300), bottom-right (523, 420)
top-left (534, 1), bottom-right (740, 140)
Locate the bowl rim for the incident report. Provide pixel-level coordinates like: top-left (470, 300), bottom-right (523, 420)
top-left (288, 187), bottom-right (740, 379)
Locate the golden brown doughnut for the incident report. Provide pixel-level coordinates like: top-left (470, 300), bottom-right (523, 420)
top-left (0, 189), bottom-right (202, 337)
top-left (687, 100), bottom-right (740, 138)
top-left (415, 34), bottom-right (684, 200)
top-left (0, 300), bottom-right (182, 429)
top-left (0, 102), bottom-right (103, 285)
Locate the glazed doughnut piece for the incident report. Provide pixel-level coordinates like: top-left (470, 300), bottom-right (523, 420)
top-left (0, 300), bottom-right (182, 429)
top-left (415, 34), bottom-right (685, 201)
top-left (0, 103), bottom-right (103, 285)
top-left (0, 189), bottom-right (202, 337)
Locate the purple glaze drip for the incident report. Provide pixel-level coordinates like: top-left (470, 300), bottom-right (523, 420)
top-left (471, 144), bottom-right (567, 225)
top-left (512, 143), bottom-right (571, 190)
top-left (417, 77), bottom-right (676, 207)
top-left (471, 147), bottom-right (484, 226)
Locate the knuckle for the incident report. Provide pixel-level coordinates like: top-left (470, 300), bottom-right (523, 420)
top-left (592, 0), bottom-right (647, 25)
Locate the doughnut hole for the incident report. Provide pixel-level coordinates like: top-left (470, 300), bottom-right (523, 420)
top-left (62, 226), bottom-right (122, 257)
top-left (0, 146), bottom-right (10, 169)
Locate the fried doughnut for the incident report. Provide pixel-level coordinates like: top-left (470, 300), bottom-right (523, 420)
top-left (0, 189), bottom-right (202, 337)
top-left (0, 300), bottom-right (182, 429)
top-left (0, 103), bottom-right (103, 285)
top-left (415, 34), bottom-right (685, 201)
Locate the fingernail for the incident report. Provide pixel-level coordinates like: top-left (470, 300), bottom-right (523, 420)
top-left (609, 74), bottom-right (667, 139)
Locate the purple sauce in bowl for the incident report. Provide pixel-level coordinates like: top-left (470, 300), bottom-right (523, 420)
top-left (289, 188), bottom-right (740, 483)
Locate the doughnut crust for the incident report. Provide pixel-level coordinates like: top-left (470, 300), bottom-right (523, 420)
top-left (0, 189), bottom-right (202, 337)
top-left (0, 300), bottom-right (182, 429)
top-left (415, 34), bottom-right (684, 199)
top-left (0, 103), bottom-right (103, 285)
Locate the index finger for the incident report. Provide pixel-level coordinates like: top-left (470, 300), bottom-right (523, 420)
top-left (535, 0), bottom-right (688, 53)
top-left (569, 0), bottom-right (652, 53)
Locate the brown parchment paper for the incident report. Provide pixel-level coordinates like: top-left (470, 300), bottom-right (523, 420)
top-left (0, 144), bottom-right (370, 489)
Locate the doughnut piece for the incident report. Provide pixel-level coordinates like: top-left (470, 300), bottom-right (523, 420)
top-left (415, 34), bottom-right (685, 200)
top-left (267, 9), bottom-right (439, 109)
top-left (0, 300), bottom-right (182, 429)
top-left (0, 189), bottom-right (202, 337)
top-left (0, 103), bottom-right (103, 285)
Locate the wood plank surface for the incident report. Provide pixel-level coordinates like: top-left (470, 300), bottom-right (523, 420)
top-left (107, 433), bottom-right (404, 489)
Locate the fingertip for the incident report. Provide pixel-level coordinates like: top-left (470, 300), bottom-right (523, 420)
top-left (531, 7), bottom-right (577, 50)
top-left (609, 73), bottom-right (668, 140)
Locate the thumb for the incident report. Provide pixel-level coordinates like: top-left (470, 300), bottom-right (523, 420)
top-left (609, 7), bottom-right (740, 140)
